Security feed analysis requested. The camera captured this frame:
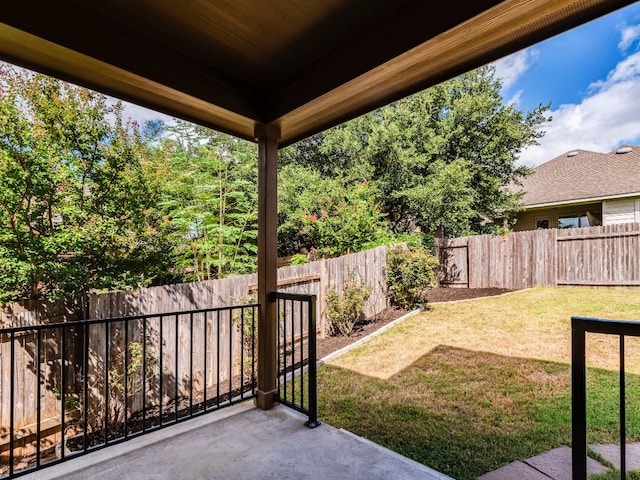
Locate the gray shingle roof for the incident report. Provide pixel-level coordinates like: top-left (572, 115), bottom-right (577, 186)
top-left (514, 146), bottom-right (640, 207)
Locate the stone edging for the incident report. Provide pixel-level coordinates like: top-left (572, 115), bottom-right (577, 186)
top-left (317, 289), bottom-right (531, 365)
top-left (317, 308), bottom-right (423, 366)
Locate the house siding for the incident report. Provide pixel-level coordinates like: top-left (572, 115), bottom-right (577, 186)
top-left (602, 198), bottom-right (637, 225)
top-left (513, 202), bottom-right (601, 232)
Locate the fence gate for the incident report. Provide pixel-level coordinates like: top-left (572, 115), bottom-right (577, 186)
top-left (437, 239), bottom-right (469, 288)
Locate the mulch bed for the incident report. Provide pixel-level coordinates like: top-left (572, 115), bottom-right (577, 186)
top-left (316, 287), bottom-right (517, 360)
top-left (424, 286), bottom-right (516, 304)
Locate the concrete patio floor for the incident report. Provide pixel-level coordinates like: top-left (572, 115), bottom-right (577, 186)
top-left (22, 400), bottom-right (452, 480)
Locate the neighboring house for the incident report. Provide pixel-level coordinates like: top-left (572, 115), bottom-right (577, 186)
top-left (511, 145), bottom-right (640, 232)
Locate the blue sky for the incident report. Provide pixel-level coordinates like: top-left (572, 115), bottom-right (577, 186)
top-left (122, 2), bottom-right (640, 168)
top-left (494, 1), bottom-right (640, 166)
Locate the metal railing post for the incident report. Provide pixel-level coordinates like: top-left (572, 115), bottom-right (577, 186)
top-left (9, 331), bottom-right (15, 478)
top-left (306, 294), bottom-right (320, 428)
top-left (571, 317), bottom-right (587, 480)
top-left (571, 315), bottom-right (640, 480)
top-left (0, 303), bottom-right (259, 479)
top-left (272, 291), bottom-right (320, 427)
top-left (620, 334), bottom-right (626, 478)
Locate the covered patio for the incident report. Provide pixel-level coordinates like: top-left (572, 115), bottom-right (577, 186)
top-left (19, 401), bottom-right (452, 480)
top-left (0, 1), bottom-right (636, 478)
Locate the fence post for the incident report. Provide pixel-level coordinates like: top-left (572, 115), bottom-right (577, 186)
top-left (553, 228), bottom-right (559, 287)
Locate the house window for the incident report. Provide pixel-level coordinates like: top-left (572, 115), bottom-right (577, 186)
top-left (535, 219), bottom-right (550, 229)
top-left (558, 214), bottom-right (589, 229)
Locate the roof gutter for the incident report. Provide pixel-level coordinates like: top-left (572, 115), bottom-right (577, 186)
top-left (521, 191), bottom-right (640, 210)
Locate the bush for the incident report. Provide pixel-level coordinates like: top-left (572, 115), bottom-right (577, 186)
top-left (326, 276), bottom-right (370, 336)
top-left (298, 179), bottom-right (388, 258)
top-left (386, 244), bottom-right (439, 309)
top-left (290, 253), bottom-right (309, 265)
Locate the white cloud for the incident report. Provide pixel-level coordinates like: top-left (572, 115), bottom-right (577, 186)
top-left (505, 89), bottom-right (523, 106)
top-left (595, 49), bottom-right (640, 85)
top-left (0, 60), bottom-right (178, 131)
top-left (493, 48), bottom-right (538, 90)
top-left (107, 96), bottom-right (176, 128)
top-left (619, 24), bottom-right (640, 51)
top-left (518, 50), bottom-right (640, 167)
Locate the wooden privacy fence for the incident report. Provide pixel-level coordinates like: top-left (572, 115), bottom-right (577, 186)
top-left (1, 245), bottom-right (390, 331)
top-left (87, 244), bottom-right (390, 333)
top-left (0, 298), bottom-right (85, 328)
top-left (0, 304), bottom-right (257, 464)
top-left (437, 223), bottom-right (640, 289)
top-left (0, 245), bottom-right (390, 441)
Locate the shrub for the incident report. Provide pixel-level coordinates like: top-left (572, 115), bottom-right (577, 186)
top-left (326, 276), bottom-right (370, 336)
top-left (56, 332), bottom-right (156, 443)
top-left (299, 179), bottom-right (388, 258)
top-left (386, 244), bottom-right (439, 309)
top-left (232, 294), bottom-right (258, 373)
top-left (290, 253), bottom-right (309, 265)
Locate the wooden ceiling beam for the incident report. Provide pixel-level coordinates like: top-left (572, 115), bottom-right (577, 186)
top-left (0, 1), bottom-right (264, 122)
top-left (0, 0), bottom-right (635, 146)
top-left (0, 22), bottom-right (259, 142)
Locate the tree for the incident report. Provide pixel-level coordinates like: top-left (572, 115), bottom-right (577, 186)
top-left (153, 120), bottom-right (259, 280)
top-left (277, 165), bottom-right (388, 257)
top-left (0, 66), bottom-right (173, 302)
top-left (281, 65), bottom-right (549, 236)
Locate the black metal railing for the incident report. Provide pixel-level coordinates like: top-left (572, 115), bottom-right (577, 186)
top-left (0, 303), bottom-right (258, 479)
top-left (272, 292), bottom-right (320, 428)
top-left (572, 315), bottom-right (640, 479)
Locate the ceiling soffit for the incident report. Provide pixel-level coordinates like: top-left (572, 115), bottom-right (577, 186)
top-left (0, 0), bottom-right (635, 145)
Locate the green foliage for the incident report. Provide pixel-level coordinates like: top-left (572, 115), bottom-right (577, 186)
top-left (290, 253), bottom-right (309, 265)
top-left (278, 164), bottom-right (388, 257)
top-left (0, 65), bottom-right (174, 302)
top-left (0, 62), bottom-right (550, 303)
top-left (301, 180), bottom-right (387, 258)
top-left (278, 165), bottom-right (337, 256)
top-left (231, 299), bottom-right (257, 374)
top-left (281, 65), bottom-right (548, 236)
top-left (102, 338), bottom-right (156, 430)
top-left (153, 120), bottom-right (258, 281)
top-left (0, 68), bottom-right (261, 302)
top-left (326, 274), bottom-right (371, 336)
top-left (589, 470), bottom-right (640, 480)
top-left (386, 244), bottom-right (439, 309)
top-left (401, 158), bottom-right (476, 237)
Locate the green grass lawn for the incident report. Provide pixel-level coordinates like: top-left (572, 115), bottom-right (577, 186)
top-left (590, 470), bottom-right (640, 480)
top-left (317, 287), bottom-right (640, 480)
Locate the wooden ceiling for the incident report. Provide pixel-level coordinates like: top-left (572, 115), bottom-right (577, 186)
top-left (0, 0), bottom-right (635, 146)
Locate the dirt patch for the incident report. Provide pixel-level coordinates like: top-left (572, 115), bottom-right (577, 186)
top-left (316, 287), bottom-right (519, 360)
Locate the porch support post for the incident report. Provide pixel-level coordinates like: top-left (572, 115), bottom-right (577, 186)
top-left (254, 123), bottom-right (280, 410)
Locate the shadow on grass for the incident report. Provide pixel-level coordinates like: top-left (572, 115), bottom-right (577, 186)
top-left (318, 345), bottom-right (640, 480)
